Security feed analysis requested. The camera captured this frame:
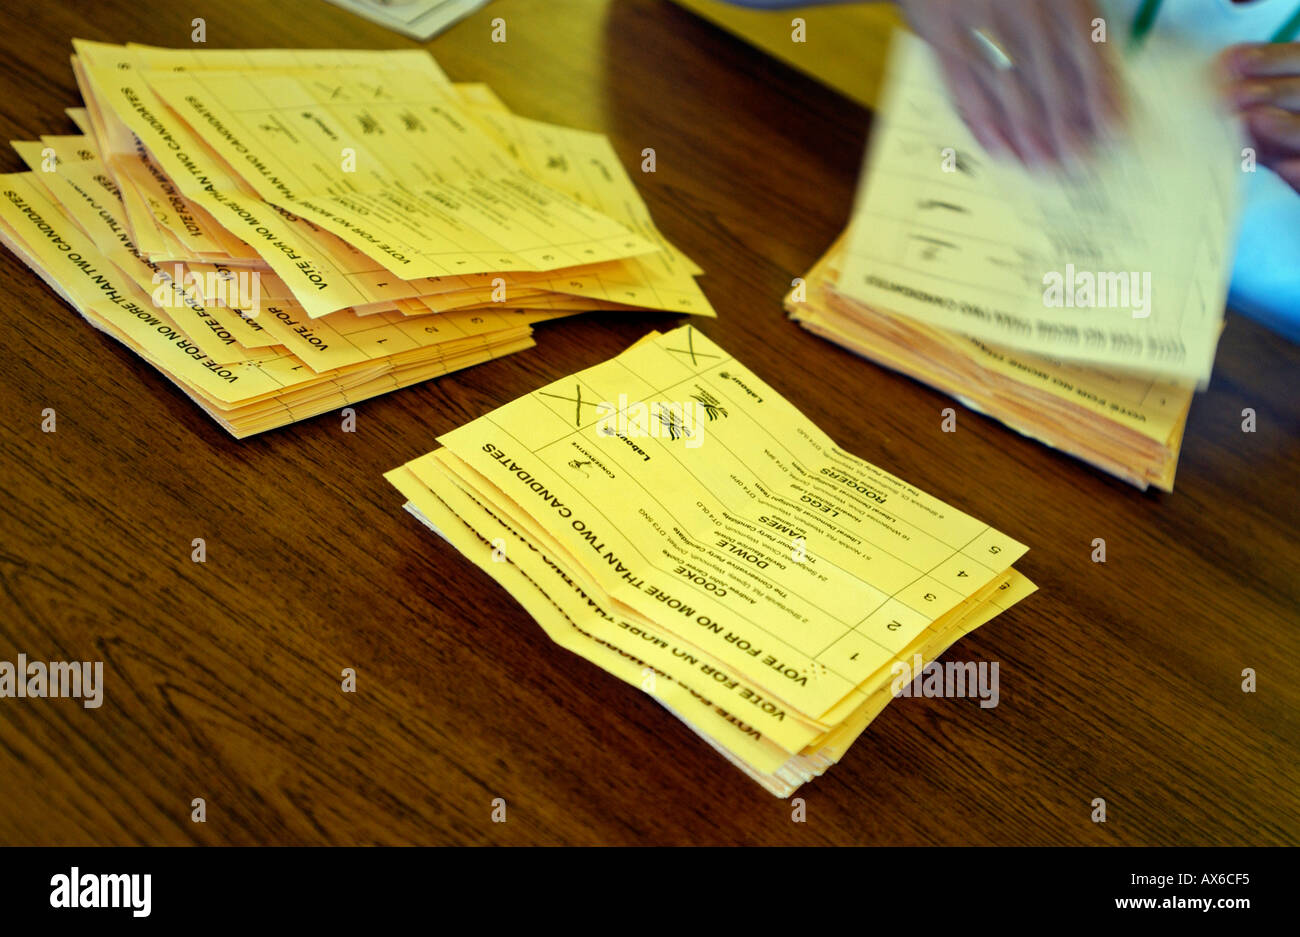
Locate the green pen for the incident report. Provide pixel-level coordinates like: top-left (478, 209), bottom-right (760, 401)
top-left (1130, 0), bottom-right (1300, 49)
top-left (1273, 5), bottom-right (1300, 42)
top-left (1128, 0), bottom-right (1163, 48)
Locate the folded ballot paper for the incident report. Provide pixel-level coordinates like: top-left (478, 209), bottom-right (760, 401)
top-left (386, 326), bottom-right (1035, 796)
top-left (790, 31), bottom-right (1243, 490)
top-left (323, 0), bottom-right (490, 42)
top-left (0, 42), bottom-right (713, 437)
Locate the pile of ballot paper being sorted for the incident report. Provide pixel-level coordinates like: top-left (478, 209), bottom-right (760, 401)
top-left (0, 42), bottom-right (713, 437)
top-left (386, 325), bottom-right (1035, 797)
top-left (790, 32), bottom-right (1243, 492)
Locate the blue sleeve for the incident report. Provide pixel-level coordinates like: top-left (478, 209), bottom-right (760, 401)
top-left (1229, 169), bottom-right (1300, 343)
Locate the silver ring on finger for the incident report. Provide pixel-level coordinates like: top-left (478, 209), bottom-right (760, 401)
top-left (971, 28), bottom-right (1017, 72)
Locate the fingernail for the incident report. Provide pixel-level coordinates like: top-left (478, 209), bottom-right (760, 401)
top-left (1250, 105), bottom-right (1291, 129)
top-left (974, 127), bottom-right (1007, 160)
top-left (1027, 133), bottom-right (1058, 170)
top-left (1231, 46), bottom-right (1266, 77)
top-left (1232, 82), bottom-right (1272, 107)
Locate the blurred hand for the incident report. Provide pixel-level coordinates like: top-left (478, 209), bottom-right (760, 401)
top-left (897, 0), bottom-right (1123, 166)
top-left (1221, 42), bottom-right (1300, 194)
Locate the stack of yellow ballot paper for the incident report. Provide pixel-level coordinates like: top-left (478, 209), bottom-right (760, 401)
top-left (386, 326), bottom-right (1035, 796)
top-left (0, 42), bottom-right (714, 437)
top-left (789, 32), bottom-right (1242, 491)
top-left (790, 239), bottom-right (1195, 491)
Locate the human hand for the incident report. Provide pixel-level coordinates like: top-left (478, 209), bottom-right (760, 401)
top-left (1221, 42), bottom-right (1300, 194)
top-left (897, 0), bottom-right (1124, 166)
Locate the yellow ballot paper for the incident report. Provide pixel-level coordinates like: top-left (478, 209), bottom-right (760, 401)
top-left (789, 236), bottom-right (1196, 491)
top-left (64, 41), bottom-right (713, 320)
top-left (139, 65), bottom-right (659, 279)
top-left (840, 31), bottom-right (1241, 386)
top-left (458, 107), bottom-right (714, 316)
top-left (0, 40), bottom-right (717, 437)
top-left (386, 326), bottom-right (1035, 795)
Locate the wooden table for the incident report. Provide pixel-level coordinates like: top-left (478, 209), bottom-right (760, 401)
top-left (0, 0), bottom-right (1295, 846)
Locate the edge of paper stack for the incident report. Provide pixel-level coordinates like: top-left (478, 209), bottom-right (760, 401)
top-left (0, 41), bottom-right (715, 438)
top-left (386, 325), bottom-right (1035, 797)
top-left (787, 238), bottom-right (1194, 491)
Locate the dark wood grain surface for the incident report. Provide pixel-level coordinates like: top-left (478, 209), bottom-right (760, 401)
top-left (0, 0), bottom-right (1296, 846)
